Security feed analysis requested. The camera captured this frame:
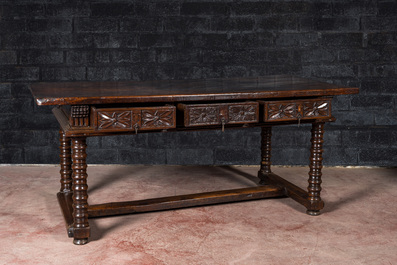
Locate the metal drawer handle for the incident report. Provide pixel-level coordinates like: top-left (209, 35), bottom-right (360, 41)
top-left (221, 118), bottom-right (226, 132)
top-left (133, 123), bottom-right (139, 134)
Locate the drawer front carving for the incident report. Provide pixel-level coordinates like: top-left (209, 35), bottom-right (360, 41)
top-left (179, 102), bottom-right (259, 127)
top-left (263, 99), bottom-right (331, 122)
top-left (93, 106), bottom-right (176, 132)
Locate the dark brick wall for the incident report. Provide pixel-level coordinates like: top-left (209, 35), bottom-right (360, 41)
top-left (0, 0), bottom-right (396, 166)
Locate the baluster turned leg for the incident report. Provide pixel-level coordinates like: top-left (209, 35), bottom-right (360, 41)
top-left (307, 122), bottom-right (325, 216)
top-left (71, 137), bottom-right (90, 245)
top-left (59, 130), bottom-right (72, 192)
top-left (258, 126), bottom-right (272, 185)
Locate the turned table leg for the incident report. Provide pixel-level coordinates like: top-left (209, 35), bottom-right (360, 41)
top-left (258, 126), bottom-right (272, 185)
top-left (306, 122), bottom-right (325, 216)
top-left (71, 137), bottom-right (90, 245)
top-left (59, 130), bottom-right (72, 193)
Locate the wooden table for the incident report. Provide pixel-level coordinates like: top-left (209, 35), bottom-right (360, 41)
top-left (30, 75), bottom-right (359, 245)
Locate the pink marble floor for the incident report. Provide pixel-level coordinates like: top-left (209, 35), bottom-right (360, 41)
top-left (0, 165), bottom-right (396, 264)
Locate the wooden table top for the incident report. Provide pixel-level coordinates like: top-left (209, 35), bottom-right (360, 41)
top-left (30, 75), bottom-right (359, 106)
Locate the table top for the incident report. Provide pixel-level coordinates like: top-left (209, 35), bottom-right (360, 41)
top-left (30, 75), bottom-right (359, 106)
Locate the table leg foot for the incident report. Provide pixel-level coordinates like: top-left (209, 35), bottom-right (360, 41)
top-left (306, 210), bottom-right (321, 216)
top-left (73, 238), bottom-right (88, 245)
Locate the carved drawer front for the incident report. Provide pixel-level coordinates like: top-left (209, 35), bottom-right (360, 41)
top-left (178, 102), bottom-right (259, 127)
top-left (92, 106), bottom-right (176, 132)
top-left (262, 98), bottom-right (332, 122)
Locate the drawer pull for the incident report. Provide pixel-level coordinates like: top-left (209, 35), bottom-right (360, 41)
top-left (221, 118), bottom-right (226, 132)
top-left (134, 123), bottom-right (139, 134)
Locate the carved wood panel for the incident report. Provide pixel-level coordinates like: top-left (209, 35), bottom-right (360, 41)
top-left (141, 109), bottom-right (175, 128)
top-left (263, 99), bottom-right (331, 122)
top-left (228, 104), bottom-right (259, 123)
top-left (93, 106), bottom-right (176, 132)
top-left (188, 106), bottom-right (220, 126)
top-left (98, 111), bottom-right (133, 130)
top-left (179, 102), bottom-right (259, 127)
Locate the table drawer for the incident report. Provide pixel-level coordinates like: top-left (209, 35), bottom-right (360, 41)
top-left (92, 106), bottom-right (176, 132)
top-left (178, 102), bottom-right (259, 127)
top-left (262, 98), bottom-right (332, 122)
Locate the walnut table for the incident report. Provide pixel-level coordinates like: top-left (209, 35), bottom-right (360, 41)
top-left (30, 75), bottom-right (359, 245)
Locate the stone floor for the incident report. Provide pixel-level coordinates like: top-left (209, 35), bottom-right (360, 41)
top-left (0, 165), bottom-right (396, 264)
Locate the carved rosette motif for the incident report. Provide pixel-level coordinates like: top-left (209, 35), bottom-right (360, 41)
top-left (141, 109), bottom-right (174, 128)
top-left (304, 101), bottom-right (329, 117)
top-left (98, 111), bottom-right (132, 129)
top-left (189, 107), bottom-right (219, 125)
top-left (267, 103), bottom-right (296, 120)
top-left (228, 105), bottom-right (257, 122)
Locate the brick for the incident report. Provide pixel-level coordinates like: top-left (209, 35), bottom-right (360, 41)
top-left (0, 67), bottom-right (39, 81)
top-left (91, 3), bottom-right (135, 17)
top-left (19, 114), bottom-right (58, 130)
top-left (300, 17), bottom-right (359, 31)
top-left (65, 50), bottom-right (93, 65)
top-left (26, 18), bottom-right (72, 32)
top-left (351, 95), bottom-right (394, 110)
top-left (361, 16), bottom-right (397, 31)
top-left (230, 2), bottom-right (272, 15)
top-left (152, 2), bottom-right (180, 16)
top-left (0, 19), bottom-right (25, 33)
top-left (0, 51), bottom-right (17, 65)
top-left (332, 110), bottom-right (375, 126)
top-left (45, 3), bottom-right (90, 17)
top-left (118, 148), bottom-right (166, 164)
top-left (87, 67), bottom-right (131, 81)
top-left (20, 50), bottom-right (64, 65)
top-left (320, 33), bottom-right (363, 47)
top-left (375, 110), bottom-right (397, 126)
top-left (229, 33), bottom-right (273, 49)
top-left (221, 65), bottom-right (250, 78)
top-left (2, 33), bottom-right (46, 49)
top-left (272, 127), bottom-right (311, 147)
top-left (185, 34), bottom-right (229, 48)
top-left (322, 147), bottom-right (358, 166)
top-left (48, 34), bottom-right (93, 49)
top-left (359, 148), bottom-right (397, 166)
top-left (0, 83), bottom-right (12, 98)
top-left (214, 147), bottom-right (259, 165)
top-left (1, 4), bottom-right (44, 18)
top-left (211, 17), bottom-right (255, 32)
top-left (332, 2), bottom-right (377, 16)
top-left (74, 18), bottom-right (118, 33)
top-left (41, 67), bottom-right (86, 81)
top-left (257, 15), bottom-right (299, 31)
top-left (331, 95), bottom-right (352, 111)
top-left (86, 149), bottom-right (119, 164)
top-left (0, 98), bottom-right (32, 114)
top-left (25, 146), bottom-right (59, 164)
top-left (163, 17), bottom-right (210, 33)
top-left (301, 48), bottom-right (336, 63)
top-left (139, 34), bottom-right (182, 48)
top-left (367, 32), bottom-right (397, 46)
top-left (342, 129), bottom-right (392, 147)
top-left (378, 1), bottom-right (397, 16)
top-left (271, 147), bottom-right (310, 165)
top-left (0, 114), bottom-right (20, 130)
top-left (166, 148), bottom-right (213, 165)
top-left (0, 148), bottom-right (24, 164)
top-left (272, 2), bottom-right (311, 13)
top-left (110, 34), bottom-right (138, 48)
top-left (120, 18), bottom-right (163, 32)
top-left (181, 2), bottom-right (229, 16)
top-left (102, 134), bottom-right (148, 149)
top-left (0, 130), bottom-right (57, 147)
